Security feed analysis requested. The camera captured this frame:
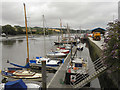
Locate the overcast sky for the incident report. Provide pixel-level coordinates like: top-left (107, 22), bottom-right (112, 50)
top-left (0, 0), bottom-right (120, 30)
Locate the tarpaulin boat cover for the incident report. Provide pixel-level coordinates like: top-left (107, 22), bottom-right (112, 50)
top-left (5, 79), bottom-right (27, 90)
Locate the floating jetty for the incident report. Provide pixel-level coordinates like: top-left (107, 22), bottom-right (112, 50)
top-left (47, 46), bottom-right (77, 88)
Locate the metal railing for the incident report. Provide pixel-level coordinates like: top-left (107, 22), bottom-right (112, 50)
top-left (69, 57), bottom-right (107, 88)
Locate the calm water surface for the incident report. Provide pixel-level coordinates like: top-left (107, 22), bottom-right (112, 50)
top-left (0, 35), bottom-right (58, 84)
top-left (2, 35), bottom-right (57, 68)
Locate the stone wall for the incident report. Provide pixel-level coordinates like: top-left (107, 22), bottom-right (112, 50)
top-left (87, 38), bottom-right (118, 88)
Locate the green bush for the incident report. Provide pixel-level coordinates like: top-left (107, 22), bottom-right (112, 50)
top-left (103, 21), bottom-right (120, 71)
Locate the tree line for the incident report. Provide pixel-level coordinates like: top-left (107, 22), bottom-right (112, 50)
top-left (2, 25), bottom-right (25, 35)
top-left (2, 24), bottom-right (87, 35)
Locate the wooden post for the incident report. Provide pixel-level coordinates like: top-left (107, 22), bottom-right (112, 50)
top-left (43, 15), bottom-right (46, 57)
top-left (42, 60), bottom-right (46, 90)
top-left (23, 3), bottom-right (29, 64)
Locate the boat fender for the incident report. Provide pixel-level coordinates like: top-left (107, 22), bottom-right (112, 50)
top-left (68, 69), bottom-right (71, 73)
top-left (36, 57), bottom-right (39, 59)
top-left (56, 48), bottom-right (60, 50)
top-left (73, 67), bottom-right (79, 70)
top-left (69, 50), bottom-right (71, 52)
top-left (6, 60), bottom-right (9, 63)
top-left (62, 59), bottom-right (64, 63)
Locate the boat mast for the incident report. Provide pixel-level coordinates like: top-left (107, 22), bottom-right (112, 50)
top-left (23, 3), bottom-right (29, 64)
top-left (67, 24), bottom-right (70, 42)
top-left (58, 30), bottom-right (60, 43)
top-left (80, 26), bottom-right (81, 38)
top-left (43, 15), bottom-right (46, 57)
top-left (60, 18), bottom-right (63, 40)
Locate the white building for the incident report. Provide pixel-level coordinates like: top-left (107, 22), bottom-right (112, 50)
top-left (118, 1), bottom-right (120, 21)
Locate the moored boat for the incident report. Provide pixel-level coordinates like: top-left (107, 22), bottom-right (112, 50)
top-left (30, 57), bottom-right (61, 67)
top-left (77, 44), bottom-right (83, 51)
top-left (54, 37), bottom-right (77, 45)
top-left (64, 44), bottom-right (71, 50)
top-left (57, 49), bottom-right (70, 54)
top-left (1, 33), bottom-right (6, 37)
top-left (47, 51), bottom-right (67, 58)
top-left (57, 44), bottom-right (71, 50)
top-left (64, 57), bottom-right (89, 86)
top-left (1, 70), bottom-right (42, 79)
top-left (57, 45), bottom-right (65, 50)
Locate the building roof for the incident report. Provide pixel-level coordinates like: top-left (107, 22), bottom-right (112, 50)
top-left (90, 27), bottom-right (106, 31)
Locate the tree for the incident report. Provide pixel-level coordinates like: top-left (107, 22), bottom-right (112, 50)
top-left (2, 24), bottom-right (16, 35)
top-left (14, 25), bottom-right (24, 34)
top-left (103, 21), bottom-right (120, 70)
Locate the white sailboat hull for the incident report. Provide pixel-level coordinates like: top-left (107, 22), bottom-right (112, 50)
top-left (47, 52), bottom-right (67, 58)
top-left (30, 57), bottom-right (60, 67)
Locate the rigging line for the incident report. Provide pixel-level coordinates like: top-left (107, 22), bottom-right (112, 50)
top-left (43, 15), bottom-right (53, 51)
top-left (27, 17), bottom-right (33, 37)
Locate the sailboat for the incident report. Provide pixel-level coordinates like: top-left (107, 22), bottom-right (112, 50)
top-left (54, 19), bottom-right (63, 45)
top-left (47, 20), bottom-right (69, 58)
top-left (30, 57), bottom-right (60, 67)
top-left (1, 3), bottom-right (42, 80)
top-left (29, 15), bottom-right (61, 67)
top-left (57, 49), bottom-right (70, 54)
top-left (28, 26), bottom-right (34, 38)
top-left (1, 33), bottom-right (6, 37)
top-left (46, 51), bottom-right (67, 58)
top-left (54, 19), bottom-right (70, 54)
top-left (54, 23), bottom-right (77, 46)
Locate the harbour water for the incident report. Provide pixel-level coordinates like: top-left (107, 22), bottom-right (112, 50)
top-left (0, 35), bottom-right (57, 84)
top-left (0, 35), bottom-right (100, 88)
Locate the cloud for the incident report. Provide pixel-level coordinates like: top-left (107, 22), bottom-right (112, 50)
top-left (1, 1), bottom-right (119, 30)
top-left (2, 0), bottom-right (120, 2)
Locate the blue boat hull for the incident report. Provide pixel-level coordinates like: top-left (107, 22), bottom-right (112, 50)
top-left (29, 60), bottom-right (59, 67)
